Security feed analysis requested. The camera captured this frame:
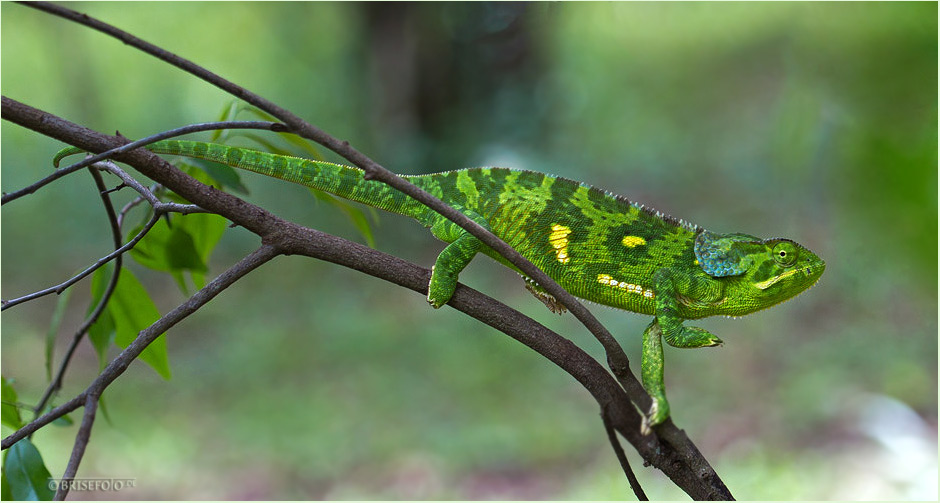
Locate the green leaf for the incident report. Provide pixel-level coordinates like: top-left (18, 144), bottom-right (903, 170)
top-left (51, 413), bottom-right (73, 427)
top-left (109, 268), bottom-right (171, 380)
top-left (182, 159), bottom-right (249, 195)
top-left (129, 216), bottom-right (206, 278)
top-left (87, 267), bottom-right (117, 368)
top-left (210, 100), bottom-right (242, 142)
top-left (166, 227), bottom-right (207, 272)
top-left (4, 438), bottom-right (54, 501)
top-left (190, 271), bottom-right (207, 291)
top-left (309, 189), bottom-right (377, 248)
top-left (97, 394), bottom-right (113, 427)
top-left (128, 218), bottom-right (173, 272)
top-left (44, 289), bottom-right (72, 382)
top-left (237, 133), bottom-right (291, 156)
top-left (35, 404), bottom-right (74, 428)
top-left (179, 213), bottom-right (227, 290)
top-left (87, 264), bottom-right (119, 370)
top-left (1, 377), bottom-right (23, 430)
top-left (178, 213), bottom-right (227, 264)
top-left (87, 309), bottom-right (116, 371)
top-left (2, 459), bottom-right (13, 502)
top-left (242, 107), bottom-right (324, 160)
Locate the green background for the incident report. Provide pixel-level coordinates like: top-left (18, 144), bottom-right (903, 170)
top-left (2, 2), bottom-right (936, 500)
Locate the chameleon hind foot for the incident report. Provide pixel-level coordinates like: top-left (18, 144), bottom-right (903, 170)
top-left (524, 281), bottom-right (567, 314)
top-left (640, 397), bottom-right (671, 435)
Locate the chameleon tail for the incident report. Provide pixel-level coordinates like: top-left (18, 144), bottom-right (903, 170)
top-left (53, 140), bottom-right (434, 223)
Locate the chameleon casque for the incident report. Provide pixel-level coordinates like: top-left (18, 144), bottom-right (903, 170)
top-left (55, 140), bottom-right (825, 433)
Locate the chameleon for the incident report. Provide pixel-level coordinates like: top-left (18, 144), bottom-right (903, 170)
top-left (54, 140), bottom-right (825, 433)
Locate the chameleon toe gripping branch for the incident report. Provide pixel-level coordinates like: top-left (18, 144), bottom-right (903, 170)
top-left (55, 141), bottom-right (825, 432)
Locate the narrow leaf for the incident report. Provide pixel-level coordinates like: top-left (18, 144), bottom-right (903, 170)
top-left (237, 133), bottom-right (292, 156)
top-left (309, 189), bottom-right (377, 247)
top-left (44, 289), bottom-right (72, 382)
top-left (37, 404), bottom-right (74, 427)
top-left (1, 377), bottom-right (23, 430)
top-left (243, 107), bottom-right (324, 160)
top-left (182, 159), bottom-right (249, 195)
top-left (4, 438), bottom-right (55, 501)
top-left (210, 100), bottom-right (242, 142)
top-left (87, 265), bottom-right (117, 369)
top-left (87, 310), bottom-right (115, 371)
top-left (97, 394), bottom-right (113, 427)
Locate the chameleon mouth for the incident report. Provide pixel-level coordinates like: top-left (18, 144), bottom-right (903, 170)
top-left (754, 261), bottom-right (826, 291)
top-left (753, 268), bottom-right (799, 290)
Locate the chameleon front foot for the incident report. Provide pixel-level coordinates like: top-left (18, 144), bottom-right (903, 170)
top-left (426, 209), bottom-right (489, 309)
top-left (665, 325), bottom-right (723, 349)
top-left (426, 265), bottom-right (454, 309)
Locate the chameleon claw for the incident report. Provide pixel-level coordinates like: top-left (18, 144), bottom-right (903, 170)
top-left (641, 397), bottom-right (670, 435)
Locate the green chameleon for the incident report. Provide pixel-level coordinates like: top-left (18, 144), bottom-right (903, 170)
top-left (55, 141), bottom-right (825, 433)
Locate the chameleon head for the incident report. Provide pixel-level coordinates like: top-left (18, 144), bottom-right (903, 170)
top-left (694, 231), bottom-right (825, 316)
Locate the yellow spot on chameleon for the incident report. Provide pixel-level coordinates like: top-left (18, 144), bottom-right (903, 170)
top-left (549, 224), bottom-right (572, 264)
top-left (622, 235), bottom-right (647, 248)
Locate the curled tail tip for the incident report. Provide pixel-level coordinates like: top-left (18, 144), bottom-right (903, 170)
top-left (52, 146), bottom-right (83, 168)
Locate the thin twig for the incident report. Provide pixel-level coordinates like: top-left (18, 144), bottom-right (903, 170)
top-left (1, 120), bottom-right (285, 205)
top-left (32, 168), bottom-right (125, 418)
top-left (2, 212), bottom-right (162, 310)
top-left (2, 245), bottom-right (281, 451)
top-left (96, 161), bottom-right (205, 214)
top-left (603, 407), bottom-right (648, 501)
top-left (3, 162), bottom-right (204, 311)
top-left (2, 395), bottom-right (86, 446)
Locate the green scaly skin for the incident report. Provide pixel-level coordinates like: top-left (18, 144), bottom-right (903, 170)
top-left (54, 141), bottom-right (826, 433)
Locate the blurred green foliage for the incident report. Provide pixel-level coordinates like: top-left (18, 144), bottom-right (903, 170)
top-left (1, 2), bottom-right (936, 500)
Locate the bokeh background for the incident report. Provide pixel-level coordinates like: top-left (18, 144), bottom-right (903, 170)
top-left (2, 2), bottom-right (936, 500)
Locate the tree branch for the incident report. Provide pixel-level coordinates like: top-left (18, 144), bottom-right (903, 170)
top-left (55, 394), bottom-right (98, 500)
top-left (1, 96), bottom-right (733, 499)
top-left (1, 119), bottom-right (284, 206)
top-left (603, 407), bottom-right (648, 501)
top-left (4, 211), bottom-right (159, 310)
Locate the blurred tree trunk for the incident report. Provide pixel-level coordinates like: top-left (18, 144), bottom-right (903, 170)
top-left (362, 2), bottom-right (543, 171)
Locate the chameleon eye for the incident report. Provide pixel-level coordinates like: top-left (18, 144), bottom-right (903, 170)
top-left (772, 242), bottom-right (798, 266)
